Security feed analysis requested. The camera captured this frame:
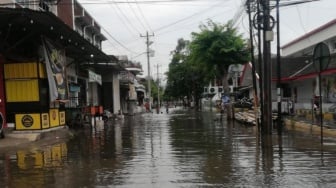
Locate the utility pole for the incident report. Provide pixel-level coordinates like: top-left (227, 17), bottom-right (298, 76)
top-left (256, 0), bottom-right (264, 133)
top-left (247, 0), bottom-right (259, 129)
top-left (141, 31), bottom-right (154, 112)
top-left (276, 0), bottom-right (282, 135)
top-left (157, 64), bottom-right (160, 113)
top-left (261, 0), bottom-right (273, 134)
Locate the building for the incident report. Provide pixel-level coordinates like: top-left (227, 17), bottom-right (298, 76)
top-left (281, 19), bottom-right (336, 115)
top-left (0, 0), bottom-right (122, 130)
top-left (238, 19), bottom-right (336, 116)
top-left (118, 56), bottom-right (146, 115)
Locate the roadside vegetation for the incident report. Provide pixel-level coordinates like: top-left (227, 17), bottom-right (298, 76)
top-left (164, 20), bottom-right (250, 108)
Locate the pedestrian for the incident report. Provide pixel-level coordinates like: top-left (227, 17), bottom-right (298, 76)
top-left (145, 102), bottom-right (149, 112)
top-left (221, 94), bottom-right (230, 113)
top-left (314, 101), bottom-right (319, 122)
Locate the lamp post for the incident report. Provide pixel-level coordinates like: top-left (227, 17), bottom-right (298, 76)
top-left (312, 42), bottom-right (330, 145)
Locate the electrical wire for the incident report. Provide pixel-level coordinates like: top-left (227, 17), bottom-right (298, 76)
top-left (126, 0), bottom-right (148, 31)
top-left (79, 0), bottom-right (223, 4)
top-left (134, 0), bottom-right (153, 32)
top-left (153, 0), bottom-right (229, 33)
top-left (108, 0), bottom-right (142, 34)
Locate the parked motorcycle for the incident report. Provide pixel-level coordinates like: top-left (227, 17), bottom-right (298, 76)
top-left (102, 110), bottom-right (113, 122)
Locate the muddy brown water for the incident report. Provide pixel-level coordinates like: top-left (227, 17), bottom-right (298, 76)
top-left (1, 108), bottom-right (336, 187)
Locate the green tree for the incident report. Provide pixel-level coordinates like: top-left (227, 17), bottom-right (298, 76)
top-left (165, 20), bottom-right (249, 109)
top-left (189, 20), bottom-right (250, 89)
top-left (165, 38), bottom-right (206, 108)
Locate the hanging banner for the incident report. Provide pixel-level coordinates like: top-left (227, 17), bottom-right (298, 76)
top-left (41, 37), bottom-right (68, 102)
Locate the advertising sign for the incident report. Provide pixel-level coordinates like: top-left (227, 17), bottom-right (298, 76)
top-left (42, 37), bottom-right (68, 102)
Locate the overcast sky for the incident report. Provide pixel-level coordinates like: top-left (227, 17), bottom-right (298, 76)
top-left (77, 0), bottom-right (336, 82)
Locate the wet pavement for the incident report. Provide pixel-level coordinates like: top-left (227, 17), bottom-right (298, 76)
top-left (1, 107), bottom-right (336, 187)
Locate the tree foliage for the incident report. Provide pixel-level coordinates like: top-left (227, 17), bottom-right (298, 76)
top-left (164, 20), bottom-right (250, 107)
top-left (189, 20), bottom-right (250, 83)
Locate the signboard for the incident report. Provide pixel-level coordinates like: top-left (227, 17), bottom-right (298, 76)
top-left (313, 42), bottom-right (330, 72)
top-left (49, 109), bottom-right (60, 127)
top-left (88, 70), bottom-right (102, 85)
top-left (59, 111), bottom-right (65, 125)
top-left (15, 114), bottom-right (41, 130)
top-left (41, 113), bottom-right (50, 129)
top-left (42, 37), bottom-right (68, 101)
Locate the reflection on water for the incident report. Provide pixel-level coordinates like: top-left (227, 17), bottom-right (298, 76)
top-left (1, 108), bottom-right (336, 187)
top-left (0, 143), bottom-right (68, 188)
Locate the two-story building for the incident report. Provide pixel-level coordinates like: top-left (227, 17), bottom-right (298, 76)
top-left (0, 0), bottom-right (122, 130)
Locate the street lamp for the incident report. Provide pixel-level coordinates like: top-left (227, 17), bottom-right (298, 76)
top-left (312, 42), bottom-right (330, 145)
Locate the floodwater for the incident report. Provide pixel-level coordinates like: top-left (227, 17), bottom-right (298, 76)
top-left (1, 108), bottom-right (336, 187)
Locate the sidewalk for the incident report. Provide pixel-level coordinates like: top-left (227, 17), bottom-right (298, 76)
top-left (0, 126), bottom-right (73, 153)
top-left (284, 116), bottom-right (336, 137)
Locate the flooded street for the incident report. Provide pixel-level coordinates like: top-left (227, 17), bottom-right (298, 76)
top-left (2, 108), bottom-right (336, 187)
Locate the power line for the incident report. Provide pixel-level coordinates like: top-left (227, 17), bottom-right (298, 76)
top-left (79, 0), bottom-right (223, 4)
top-left (155, 8), bottom-right (233, 37)
top-left (153, 0), bottom-right (228, 33)
top-left (126, 0), bottom-right (148, 31)
top-left (108, 0), bottom-right (142, 34)
top-left (101, 26), bottom-right (139, 54)
top-left (134, 0), bottom-right (153, 32)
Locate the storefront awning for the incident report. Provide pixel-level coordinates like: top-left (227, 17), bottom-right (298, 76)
top-left (0, 7), bottom-right (117, 64)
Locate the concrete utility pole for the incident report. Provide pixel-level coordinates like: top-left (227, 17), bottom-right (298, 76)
top-left (246, 0), bottom-right (259, 129)
top-left (140, 31), bottom-right (154, 111)
top-left (156, 64), bottom-right (160, 113)
top-left (261, 0), bottom-right (273, 134)
top-left (276, 0), bottom-right (282, 135)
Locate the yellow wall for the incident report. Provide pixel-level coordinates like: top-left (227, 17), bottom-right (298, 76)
top-left (6, 80), bottom-right (39, 102)
top-left (4, 62), bottom-right (47, 102)
top-left (39, 63), bottom-right (47, 78)
top-left (5, 62), bottom-right (37, 78)
top-left (4, 62), bottom-right (46, 79)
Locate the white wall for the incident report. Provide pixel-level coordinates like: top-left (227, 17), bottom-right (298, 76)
top-left (112, 73), bottom-right (121, 114)
top-left (282, 23), bottom-right (336, 56)
top-left (1, 0), bottom-right (15, 8)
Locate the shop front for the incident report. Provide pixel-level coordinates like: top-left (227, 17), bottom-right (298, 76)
top-left (0, 8), bottom-right (113, 130)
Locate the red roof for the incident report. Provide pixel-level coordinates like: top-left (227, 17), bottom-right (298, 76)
top-left (274, 68), bottom-right (336, 82)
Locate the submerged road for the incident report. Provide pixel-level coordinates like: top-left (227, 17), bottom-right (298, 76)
top-left (1, 107), bottom-right (336, 187)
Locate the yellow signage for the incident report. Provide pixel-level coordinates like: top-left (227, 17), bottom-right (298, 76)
top-left (41, 113), bottom-right (50, 129)
top-left (59, 111), bottom-right (65, 125)
top-left (15, 114), bottom-right (41, 130)
top-left (49, 109), bottom-right (60, 127)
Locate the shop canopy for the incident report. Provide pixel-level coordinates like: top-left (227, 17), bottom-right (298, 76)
top-left (0, 7), bottom-right (118, 65)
